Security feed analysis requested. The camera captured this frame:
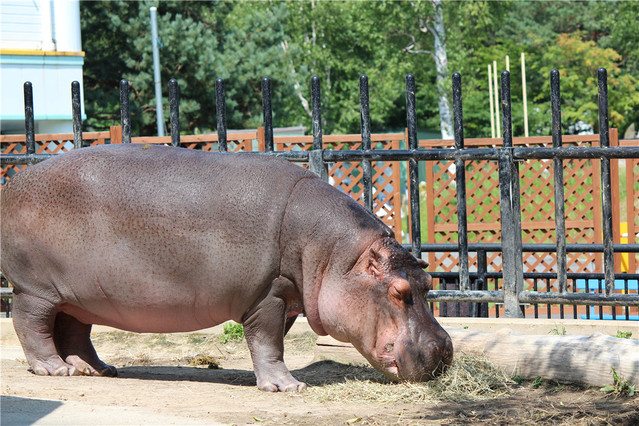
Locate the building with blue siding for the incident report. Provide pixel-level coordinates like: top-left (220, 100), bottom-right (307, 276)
top-left (1, 0), bottom-right (84, 134)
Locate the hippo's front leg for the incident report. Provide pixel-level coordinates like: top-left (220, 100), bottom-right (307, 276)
top-left (242, 277), bottom-right (307, 392)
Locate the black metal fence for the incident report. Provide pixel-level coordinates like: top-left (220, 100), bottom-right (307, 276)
top-left (2, 68), bottom-right (639, 319)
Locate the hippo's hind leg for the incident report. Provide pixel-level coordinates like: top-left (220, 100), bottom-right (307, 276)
top-left (12, 292), bottom-right (79, 376)
top-left (53, 312), bottom-right (117, 377)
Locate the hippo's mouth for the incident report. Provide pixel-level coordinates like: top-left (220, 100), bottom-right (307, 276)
top-left (379, 355), bottom-right (400, 379)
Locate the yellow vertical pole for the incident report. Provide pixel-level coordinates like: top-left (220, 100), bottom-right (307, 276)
top-left (488, 64), bottom-right (495, 138)
top-left (493, 60), bottom-right (500, 136)
top-left (522, 52), bottom-right (529, 137)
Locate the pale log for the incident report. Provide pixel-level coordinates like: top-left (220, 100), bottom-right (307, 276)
top-left (448, 327), bottom-right (639, 387)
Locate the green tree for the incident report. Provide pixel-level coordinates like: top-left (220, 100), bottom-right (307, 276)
top-left (79, 1), bottom-right (639, 138)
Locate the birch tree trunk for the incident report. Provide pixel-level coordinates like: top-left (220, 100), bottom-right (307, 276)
top-left (430, 0), bottom-right (453, 139)
top-left (405, 0), bottom-right (453, 139)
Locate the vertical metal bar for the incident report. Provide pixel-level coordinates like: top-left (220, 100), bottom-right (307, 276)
top-left (309, 76), bottom-right (328, 180)
top-left (24, 82), bottom-right (35, 154)
top-left (598, 67), bottom-right (615, 296)
top-left (311, 76), bottom-right (322, 150)
top-left (360, 74), bottom-right (373, 212)
top-left (550, 69), bottom-right (567, 294)
top-left (71, 81), bottom-right (83, 149)
top-left (169, 79), bottom-right (180, 147)
top-left (216, 78), bottom-right (227, 152)
top-left (452, 72), bottom-right (470, 292)
top-left (477, 249), bottom-right (488, 317)
top-left (499, 70), bottom-right (524, 318)
top-left (533, 279), bottom-right (539, 318)
top-left (261, 77), bottom-right (274, 152)
top-left (150, 6), bottom-right (165, 137)
top-left (120, 79), bottom-right (131, 143)
top-left (406, 74), bottom-right (422, 259)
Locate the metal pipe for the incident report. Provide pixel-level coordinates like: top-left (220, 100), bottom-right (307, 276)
top-left (499, 70), bottom-right (524, 318)
top-left (71, 81), bottom-right (83, 149)
top-left (598, 67), bottom-right (615, 296)
top-left (311, 76), bottom-right (322, 151)
top-left (261, 77), bottom-right (274, 152)
top-left (452, 72), bottom-right (469, 292)
top-left (406, 74), bottom-right (422, 259)
top-left (550, 69), bottom-right (567, 293)
top-left (216, 78), bottom-right (227, 152)
top-left (309, 76), bottom-right (328, 180)
top-left (120, 79), bottom-right (131, 143)
top-left (359, 74), bottom-right (373, 212)
top-left (150, 6), bottom-right (165, 137)
top-left (24, 82), bottom-right (35, 154)
top-left (169, 79), bottom-right (180, 147)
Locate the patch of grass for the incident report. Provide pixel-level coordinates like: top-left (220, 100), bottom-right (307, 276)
top-left (600, 367), bottom-right (636, 397)
top-left (549, 324), bottom-right (567, 335)
top-left (187, 334), bottom-right (207, 345)
top-left (615, 330), bottom-right (632, 339)
top-left (308, 353), bottom-right (515, 404)
top-left (150, 334), bottom-right (174, 347)
top-left (220, 322), bottom-right (244, 344)
top-left (532, 376), bottom-right (543, 388)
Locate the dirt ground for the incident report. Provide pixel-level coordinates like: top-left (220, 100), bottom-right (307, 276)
top-left (1, 320), bottom-right (638, 425)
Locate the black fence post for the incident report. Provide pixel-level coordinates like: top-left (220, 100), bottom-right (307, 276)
top-left (452, 72), bottom-right (470, 292)
top-left (309, 76), bottom-right (328, 181)
top-left (598, 68), bottom-right (615, 297)
top-left (262, 77), bottom-right (274, 152)
top-left (169, 79), bottom-right (180, 147)
top-left (550, 69), bottom-right (567, 294)
top-left (477, 249), bottom-right (488, 317)
top-left (359, 74), bottom-right (373, 212)
top-left (24, 82), bottom-right (35, 154)
top-left (498, 70), bottom-right (524, 318)
top-left (119, 79), bottom-right (131, 143)
top-left (216, 78), bottom-right (227, 152)
top-left (71, 81), bottom-right (83, 149)
top-left (406, 74), bottom-right (422, 260)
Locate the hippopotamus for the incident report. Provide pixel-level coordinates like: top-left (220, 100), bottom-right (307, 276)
top-left (0, 143), bottom-right (452, 391)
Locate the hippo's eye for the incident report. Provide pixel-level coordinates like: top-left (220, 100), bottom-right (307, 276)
top-left (389, 280), bottom-right (413, 306)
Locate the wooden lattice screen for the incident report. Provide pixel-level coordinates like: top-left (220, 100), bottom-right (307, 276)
top-left (421, 129), bottom-right (639, 282)
top-left (266, 133), bottom-right (404, 234)
top-left (1, 128), bottom-right (404, 236)
top-left (622, 139), bottom-right (639, 274)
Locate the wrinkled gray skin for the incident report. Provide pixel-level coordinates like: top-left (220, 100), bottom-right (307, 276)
top-left (0, 144), bottom-right (452, 391)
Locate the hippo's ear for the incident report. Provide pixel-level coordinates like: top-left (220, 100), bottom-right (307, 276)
top-left (416, 257), bottom-right (428, 269)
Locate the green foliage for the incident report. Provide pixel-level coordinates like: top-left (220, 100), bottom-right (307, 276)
top-left (600, 367), bottom-right (635, 397)
top-left (615, 330), bottom-right (632, 339)
top-left (549, 324), bottom-right (567, 335)
top-left (80, 1), bottom-right (639, 138)
top-left (220, 322), bottom-right (244, 344)
top-left (532, 376), bottom-right (543, 388)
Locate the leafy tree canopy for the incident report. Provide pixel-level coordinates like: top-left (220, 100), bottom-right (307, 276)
top-left (81, 0), bottom-right (639, 138)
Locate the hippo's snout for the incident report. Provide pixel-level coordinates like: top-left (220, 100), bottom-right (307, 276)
top-left (391, 333), bottom-right (454, 382)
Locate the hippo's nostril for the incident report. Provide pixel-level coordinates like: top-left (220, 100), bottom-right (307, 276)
top-left (384, 343), bottom-right (394, 353)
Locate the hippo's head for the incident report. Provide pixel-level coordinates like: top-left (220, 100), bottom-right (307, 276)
top-left (316, 237), bottom-right (453, 382)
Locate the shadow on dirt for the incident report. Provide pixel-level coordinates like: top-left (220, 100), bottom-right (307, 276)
top-left (116, 360), bottom-right (384, 388)
top-left (1, 395), bottom-right (64, 425)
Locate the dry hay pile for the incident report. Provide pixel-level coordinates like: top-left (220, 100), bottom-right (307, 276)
top-left (308, 353), bottom-right (515, 404)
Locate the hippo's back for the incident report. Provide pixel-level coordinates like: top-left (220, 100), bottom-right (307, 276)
top-left (1, 144), bottom-right (316, 331)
